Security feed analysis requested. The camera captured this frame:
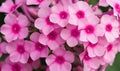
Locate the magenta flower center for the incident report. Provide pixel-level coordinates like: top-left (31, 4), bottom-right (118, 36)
top-left (12, 64), bottom-right (21, 71)
top-left (37, 0), bottom-right (44, 3)
top-left (115, 3), bottom-right (120, 13)
top-left (12, 24), bottom-right (21, 34)
top-left (76, 10), bottom-right (85, 19)
top-left (71, 29), bottom-right (80, 37)
top-left (107, 44), bottom-right (113, 52)
top-left (46, 16), bottom-right (54, 25)
top-left (47, 31), bottom-right (57, 40)
top-left (59, 11), bottom-right (68, 19)
top-left (10, 5), bottom-right (17, 12)
top-left (106, 24), bottom-right (112, 32)
top-left (35, 42), bottom-right (44, 51)
top-left (85, 25), bottom-right (94, 34)
top-left (55, 56), bottom-right (65, 64)
top-left (17, 45), bottom-right (25, 54)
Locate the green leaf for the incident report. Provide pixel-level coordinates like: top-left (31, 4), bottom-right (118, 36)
top-left (106, 52), bottom-right (120, 71)
top-left (88, 0), bottom-right (99, 5)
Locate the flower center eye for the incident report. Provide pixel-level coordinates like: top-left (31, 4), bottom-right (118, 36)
top-left (37, 0), bottom-right (44, 3)
top-left (10, 5), bottom-right (17, 12)
top-left (107, 44), bottom-right (113, 52)
top-left (35, 42), bottom-right (44, 51)
top-left (115, 3), bottom-right (120, 13)
top-left (71, 29), bottom-right (80, 37)
top-left (55, 56), bottom-right (65, 64)
top-left (46, 16), bottom-right (54, 25)
top-left (12, 24), bottom-right (21, 34)
top-left (12, 64), bottom-right (21, 71)
top-left (85, 25), bottom-right (94, 34)
top-left (17, 45), bottom-right (25, 54)
top-left (47, 31), bottom-right (57, 40)
top-left (76, 10), bottom-right (85, 19)
top-left (106, 24), bottom-right (112, 32)
top-left (59, 11), bottom-right (68, 19)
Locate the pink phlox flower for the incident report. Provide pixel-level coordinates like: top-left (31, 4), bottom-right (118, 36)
top-left (46, 47), bottom-right (74, 71)
top-left (30, 32), bottom-right (49, 61)
top-left (0, 13), bottom-right (29, 42)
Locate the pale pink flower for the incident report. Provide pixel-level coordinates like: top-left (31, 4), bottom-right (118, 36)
top-left (99, 0), bottom-right (109, 7)
top-left (60, 24), bottom-right (80, 47)
top-left (6, 40), bottom-right (34, 64)
top-left (46, 47), bottom-right (74, 71)
top-left (68, 1), bottom-right (99, 26)
top-left (80, 51), bottom-right (101, 71)
top-left (30, 32), bottom-right (49, 61)
top-left (97, 15), bottom-right (119, 42)
top-left (35, 7), bottom-right (59, 35)
top-left (103, 42), bottom-right (118, 65)
top-left (106, 0), bottom-right (120, 16)
top-left (1, 57), bottom-right (32, 71)
top-left (0, 14), bottom-right (29, 42)
top-left (79, 20), bottom-right (99, 44)
top-left (0, 0), bottom-right (19, 13)
top-left (39, 29), bottom-right (65, 50)
top-left (86, 37), bottom-right (107, 57)
top-left (26, 0), bottom-right (51, 7)
top-left (50, 3), bottom-right (69, 27)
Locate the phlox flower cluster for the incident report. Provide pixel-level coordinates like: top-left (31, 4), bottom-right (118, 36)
top-left (0, 0), bottom-right (120, 71)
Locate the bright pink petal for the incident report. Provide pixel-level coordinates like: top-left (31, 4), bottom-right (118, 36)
top-left (64, 51), bottom-right (74, 63)
top-left (46, 55), bottom-right (56, 65)
top-left (67, 37), bottom-right (78, 47)
top-left (30, 32), bottom-right (40, 42)
top-left (60, 29), bottom-right (70, 40)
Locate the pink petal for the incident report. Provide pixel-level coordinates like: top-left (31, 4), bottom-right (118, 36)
top-left (105, 32), bottom-right (115, 42)
top-left (4, 14), bottom-right (17, 25)
top-left (61, 62), bottom-right (72, 71)
top-left (87, 34), bottom-right (98, 44)
top-left (30, 32), bottom-right (40, 42)
top-left (39, 34), bottom-right (48, 45)
top-left (47, 40), bottom-right (59, 50)
top-left (64, 51), bottom-right (74, 63)
top-left (87, 47), bottom-right (96, 57)
top-left (50, 14), bottom-right (60, 24)
top-left (35, 18), bottom-right (46, 30)
top-left (46, 55), bottom-right (56, 65)
top-left (30, 51), bottom-right (40, 61)
top-left (67, 37), bottom-right (78, 47)
top-left (38, 7), bottom-right (50, 17)
top-left (19, 28), bottom-right (28, 39)
top-left (53, 47), bottom-right (66, 56)
top-left (94, 45), bottom-right (106, 56)
top-left (20, 52), bottom-right (29, 63)
top-left (9, 52), bottom-right (20, 62)
top-left (26, 0), bottom-right (39, 5)
top-left (79, 31), bottom-right (87, 42)
top-left (18, 14), bottom-right (29, 26)
top-left (60, 29), bottom-right (70, 40)
top-left (49, 63), bottom-right (61, 71)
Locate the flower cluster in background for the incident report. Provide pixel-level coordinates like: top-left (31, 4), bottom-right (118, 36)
top-left (0, 0), bottom-right (120, 71)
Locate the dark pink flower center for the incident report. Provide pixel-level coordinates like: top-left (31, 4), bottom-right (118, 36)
top-left (59, 11), bottom-right (68, 19)
top-left (37, 0), bottom-right (44, 3)
top-left (12, 24), bottom-right (21, 34)
top-left (35, 42), bottom-right (44, 51)
top-left (10, 5), bottom-right (17, 12)
top-left (46, 16), bottom-right (54, 25)
top-left (85, 25), bottom-right (94, 34)
top-left (76, 10), bottom-right (85, 19)
top-left (71, 29), bottom-right (80, 37)
top-left (107, 44), bottom-right (113, 52)
top-left (89, 43), bottom-right (97, 48)
top-left (55, 56), bottom-right (65, 64)
top-left (47, 31), bottom-right (57, 40)
top-left (17, 45), bottom-right (25, 54)
top-left (115, 3), bottom-right (120, 13)
top-left (12, 64), bottom-right (21, 71)
top-left (106, 24), bottom-right (112, 32)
